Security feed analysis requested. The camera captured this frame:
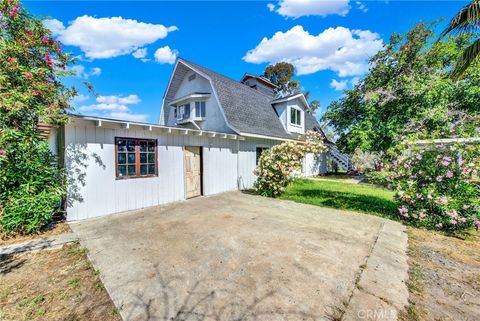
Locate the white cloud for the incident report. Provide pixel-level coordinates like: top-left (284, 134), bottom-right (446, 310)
top-left (154, 46), bottom-right (178, 64)
top-left (70, 94), bottom-right (90, 104)
top-left (243, 25), bottom-right (383, 77)
top-left (79, 94), bottom-right (148, 122)
top-left (356, 1), bottom-right (368, 13)
top-left (43, 16), bottom-right (178, 59)
top-left (69, 65), bottom-right (102, 79)
top-left (132, 48), bottom-right (148, 59)
top-left (330, 79), bottom-right (348, 91)
top-left (275, 0), bottom-right (350, 18)
top-left (267, 3), bottom-right (276, 11)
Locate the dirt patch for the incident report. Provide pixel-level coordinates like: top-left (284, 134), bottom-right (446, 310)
top-left (400, 227), bottom-right (480, 321)
top-left (0, 242), bottom-right (121, 321)
top-left (0, 222), bottom-right (71, 247)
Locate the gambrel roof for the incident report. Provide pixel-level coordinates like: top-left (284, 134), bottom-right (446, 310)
top-left (162, 58), bottom-right (326, 141)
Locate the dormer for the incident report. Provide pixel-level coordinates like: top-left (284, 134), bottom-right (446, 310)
top-left (271, 93), bottom-right (308, 135)
top-left (240, 74), bottom-right (277, 97)
top-left (169, 93), bottom-right (210, 124)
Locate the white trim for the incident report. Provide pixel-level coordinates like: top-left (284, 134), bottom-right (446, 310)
top-left (178, 60), bottom-right (241, 135)
top-left (159, 61), bottom-right (180, 125)
top-left (68, 114), bottom-right (242, 140)
top-left (169, 93), bottom-right (211, 106)
top-left (289, 105), bottom-right (303, 126)
top-left (272, 93), bottom-right (309, 111)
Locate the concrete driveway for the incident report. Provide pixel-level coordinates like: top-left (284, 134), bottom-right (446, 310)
top-left (71, 192), bottom-right (409, 321)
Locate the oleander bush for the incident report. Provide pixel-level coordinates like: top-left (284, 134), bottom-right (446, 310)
top-left (254, 131), bottom-right (326, 197)
top-left (389, 141), bottom-right (480, 232)
top-left (0, 0), bottom-right (74, 234)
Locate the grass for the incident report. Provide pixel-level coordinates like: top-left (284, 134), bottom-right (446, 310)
top-left (280, 178), bottom-right (398, 220)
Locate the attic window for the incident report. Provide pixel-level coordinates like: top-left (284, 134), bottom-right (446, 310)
top-left (290, 107), bottom-right (302, 126)
top-left (188, 74), bottom-right (196, 81)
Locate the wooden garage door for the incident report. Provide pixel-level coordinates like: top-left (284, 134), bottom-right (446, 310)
top-left (184, 146), bottom-right (202, 199)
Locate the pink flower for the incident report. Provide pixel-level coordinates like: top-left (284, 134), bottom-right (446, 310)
top-left (437, 196), bottom-right (448, 205)
top-left (463, 204), bottom-right (471, 210)
top-left (398, 206), bottom-right (409, 217)
top-left (435, 223), bottom-right (443, 229)
top-left (446, 171), bottom-right (454, 178)
top-left (436, 176), bottom-right (443, 182)
top-left (41, 37), bottom-right (49, 44)
top-left (441, 160), bottom-right (450, 166)
top-left (0, 149), bottom-right (6, 155)
top-left (27, 31), bottom-right (33, 36)
top-left (450, 219), bottom-right (458, 225)
top-left (24, 73), bottom-right (33, 79)
top-left (474, 220), bottom-right (480, 229)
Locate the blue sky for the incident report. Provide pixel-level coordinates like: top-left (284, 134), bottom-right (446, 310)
top-left (26, 1), bottom-right (467, 123)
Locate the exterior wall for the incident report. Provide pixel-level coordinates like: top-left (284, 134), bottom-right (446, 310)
top-left (237, 137), bottom-right (280, 190)
top-left (243, 78), bottom-right (275, 97)
top-left (64, 118), bottom-right (238, 221)
top-left (273, 98), bottom-right (306, 135)
top-left (163, 70), bottom-right (233, 134)
top-left (303, 152), bottom-right (327, 177)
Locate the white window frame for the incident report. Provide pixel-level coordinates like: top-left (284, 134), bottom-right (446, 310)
top-left (177, 105), bottom-right (185, 120)
top-left (290, 106), bottom-right (302, 126)
top-left (195, 101), bottom-right (206, 118)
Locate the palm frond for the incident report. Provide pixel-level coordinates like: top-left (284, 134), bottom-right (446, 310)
top-left (440, 0), bottom-right (480, 38)
top-left (451, 38), bottom-right (480, 79)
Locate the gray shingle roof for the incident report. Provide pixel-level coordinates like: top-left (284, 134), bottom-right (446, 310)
top-left (178, 58), bottom-right (323, 140)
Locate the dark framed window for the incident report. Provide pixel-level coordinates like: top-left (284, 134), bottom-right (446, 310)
top-left (290, 107), bottom-right (302, 126)
top-left (195, 101), bottom-right (206, 118)
top-left (256, 147), bottom-right (269, 165)
top-left (115, 138), bottom-right (157, 179)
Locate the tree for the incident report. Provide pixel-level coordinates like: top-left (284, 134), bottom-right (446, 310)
top-left (440, 0), bottom-right (480, 78)
top-left (322, 22), bottom-right (480, 155)
top-left (263, 62), bottom-right (301, 96)
top-left (308, 100), bottom-right (320, 114)
top-left (0, 0), bottom-right (75, 234)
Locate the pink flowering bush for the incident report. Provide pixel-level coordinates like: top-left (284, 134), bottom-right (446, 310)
top-left (0, 0), bottom-right (75, 234)
top-left (389, 141), bottom-right (480, 232)
top-left (254, 131), bottom-right (326, 197)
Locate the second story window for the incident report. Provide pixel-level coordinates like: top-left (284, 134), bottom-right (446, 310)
top-left (195, 101), bottom-right (206, 118)
top-left (290, 107), bottom-right (302, 126)
top-left (177, 103), bottom-right (190, 120)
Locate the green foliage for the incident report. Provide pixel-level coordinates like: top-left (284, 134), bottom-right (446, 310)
top-left (254, 131), bottom-right (326, 197)
top-left (280, 179), bottom-right (397, 219)
top-left (440, 0), bottom-right (480, 78)
top-left (0, 0), bottom-right (74, 234)
top-left (351, 148), bottom-right (381, 173)
top-left (322, 22), bottom-right (480, 154)
top-left (388, 141), bottom-right (480, 232)
top-left (364, 171), bottom-right (392, 187)
top-left (263, 62), bottom-right (301, 95)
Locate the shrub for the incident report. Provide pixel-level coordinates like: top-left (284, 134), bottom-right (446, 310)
top-left (351, 148), bottom-right (382, 173)
top-left (389, 141), bottom-right (480, 232)
top-left (0, 0), bottom-right (74, 234)
top-left (364, 171), bottom-right (392, 187)
top-left (254, 131), bottom-right (326, 197)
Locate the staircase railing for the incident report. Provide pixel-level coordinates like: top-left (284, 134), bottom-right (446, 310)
top-left (328, 146), bottom-right (353, 171)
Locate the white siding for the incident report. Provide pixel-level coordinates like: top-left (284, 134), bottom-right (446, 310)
top-left (65, 119), bottom-right (239, 221)
top-left (237, 137), bottom-right (280, 190)
top-left (303, 152), bottom-right (327, 177)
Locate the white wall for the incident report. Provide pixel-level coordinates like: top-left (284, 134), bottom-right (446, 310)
top-left (237, 137), bottom-right (280, 190)
top-left (164, 70), bottom-right (233, 134)
top-left (65, 119), bottom-right (238, 221)
top-left (303, 152), bottom-right (327, 177)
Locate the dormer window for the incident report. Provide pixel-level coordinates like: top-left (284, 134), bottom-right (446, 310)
top-left (195, 101), bottom-right (206, 118)
top-left (177, 103), bottom-right (191, 120)
top-left (290, 107), bottom-right (302, 126)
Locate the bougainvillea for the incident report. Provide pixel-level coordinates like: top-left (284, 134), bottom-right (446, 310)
top-left (254, 131), bottom-right (326, 197)
top-left (388, 140), bottom-right (480, 232)
top-left (0, 0), bottom-right (75, 234)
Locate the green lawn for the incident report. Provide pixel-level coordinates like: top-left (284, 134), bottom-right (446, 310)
top-left (280, 178), bottom-right (398, 220)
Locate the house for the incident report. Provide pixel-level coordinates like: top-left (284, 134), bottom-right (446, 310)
top-left (54, 58), bottom-right (336, 221)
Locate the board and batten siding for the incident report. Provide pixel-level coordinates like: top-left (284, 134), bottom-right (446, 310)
top-left (64, 119), bottom-right (238, 221)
